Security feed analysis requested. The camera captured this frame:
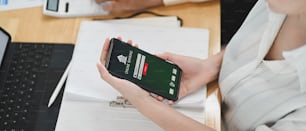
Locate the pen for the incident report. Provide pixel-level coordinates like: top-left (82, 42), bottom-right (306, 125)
top-left (48, 61), bottom-right (72, 108)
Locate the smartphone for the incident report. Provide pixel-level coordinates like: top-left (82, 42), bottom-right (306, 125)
top-left (105, 38), bottom-right (182, 101)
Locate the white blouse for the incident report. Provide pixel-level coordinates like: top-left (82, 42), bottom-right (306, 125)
top-left (219, 0), bottom-right (306, 131)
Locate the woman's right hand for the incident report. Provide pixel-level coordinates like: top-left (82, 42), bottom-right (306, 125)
top-left (157, 52), bottom-right (222, 103)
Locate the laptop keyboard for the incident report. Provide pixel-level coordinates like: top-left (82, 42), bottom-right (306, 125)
top-left (0, 43), bottom-right (54, 131)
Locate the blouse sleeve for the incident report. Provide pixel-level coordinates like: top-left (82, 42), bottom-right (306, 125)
top-left (163, 0), bottom-right (211, 6)
top-left (255, 107), bottom-right (306, 131)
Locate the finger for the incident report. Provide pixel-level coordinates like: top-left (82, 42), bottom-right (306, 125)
top-left (100, 38), bottom-right (111, 64)
top-left (97, 63), bottom-right (111, 81)
top-left (157, 52), bottom-right (184, 64)
top-left (127, 40), bottom-right (132, 44)
top-left (95, 0), bottom-right (108, 4)
top-left (155, 53), bottom-right (166, 60)
top-left (156, 52), bottom-right (174, 60)
top-left (97, 63), bottom-right (119, 86)
top-left (102, 1), bottom-right (126, 12)
top-left (126, 40), bottom-right (139, 48)
top-left (116, 36), bottom-right (122, 40)
top-left (168, 100), bottom-right (174, 105)
top-left (101, 1), bottom-right (114, 11)
top-left (134, 43), bottom-right (139, 48)
top-left (157, 96), bottom-right (164, 101)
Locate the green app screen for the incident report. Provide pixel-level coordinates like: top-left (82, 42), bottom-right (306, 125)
top-left (106, 39), bottom-right (181, 101)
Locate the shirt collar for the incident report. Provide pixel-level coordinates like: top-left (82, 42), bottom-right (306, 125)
top-left (258, 4), bottom-right (306, 93)
top-left (283, 45), bottom-right (306, 93)
top-left (256, 7), bottom-right (286, 60)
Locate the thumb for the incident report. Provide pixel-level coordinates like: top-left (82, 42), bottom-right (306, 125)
top-left (97, 63), bottom-right (114, 83)
top-left (156, 52), bottom-right (184, 65)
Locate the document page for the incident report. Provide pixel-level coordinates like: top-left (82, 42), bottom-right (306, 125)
top-left (56, 19), bottom-right (209, 131)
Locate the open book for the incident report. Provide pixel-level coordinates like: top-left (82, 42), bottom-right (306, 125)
top-left (55, 17), bottom-right (209, 131)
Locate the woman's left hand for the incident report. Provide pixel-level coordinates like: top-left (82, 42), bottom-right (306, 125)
top-left (97, 38), bottom-right (150, 100)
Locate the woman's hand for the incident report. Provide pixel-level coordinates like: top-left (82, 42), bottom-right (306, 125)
top-left (157, 52), bottom-right (222, 104)
top-left (96, 0), bottom-right (163, 13)
top-left (97, 38), bottom-right (149, 100)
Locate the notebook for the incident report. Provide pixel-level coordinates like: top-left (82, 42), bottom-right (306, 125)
top-left (0, 27), bottom-right (74, 131)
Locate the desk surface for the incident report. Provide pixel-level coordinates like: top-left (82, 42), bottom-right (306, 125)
top-left (0, 1), bottom-right (221, 130)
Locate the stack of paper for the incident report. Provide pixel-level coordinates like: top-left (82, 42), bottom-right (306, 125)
top-left (56, 17), bottom-right (209, 131)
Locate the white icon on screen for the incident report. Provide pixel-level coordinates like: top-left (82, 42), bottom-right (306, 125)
top-left (171, 75), bottom-right (176, 82)
top-left (172, 68), bottom-right (177, 75)
top-left (169, 88), bottom-right (174, 95)
top-left (117, 55), bottom-right (127, 65)
top-left (169, 82), bottom-right (175, 87)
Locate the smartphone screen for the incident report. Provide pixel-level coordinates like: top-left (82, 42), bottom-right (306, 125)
top-left (105, 38), bottom-right (182, 101)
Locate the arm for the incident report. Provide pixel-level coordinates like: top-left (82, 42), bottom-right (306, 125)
top-left (95, 0), bottom-right (212, 12)
top-left (97, 38), bottom-right (224, 131)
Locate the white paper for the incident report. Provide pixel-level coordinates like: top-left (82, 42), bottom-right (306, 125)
top-left (0, 0), bottom-right (43, 11)
top-left (103, 16), bottom-right (181, 27)
top-left (56, 100), bottom-right (205, 131)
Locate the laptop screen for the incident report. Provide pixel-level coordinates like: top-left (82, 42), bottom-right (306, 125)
top-left (0, 28), bottom-right (10, 66)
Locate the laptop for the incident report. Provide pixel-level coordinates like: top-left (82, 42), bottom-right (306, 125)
top-left (0, 27), bottom-right (74, 131)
